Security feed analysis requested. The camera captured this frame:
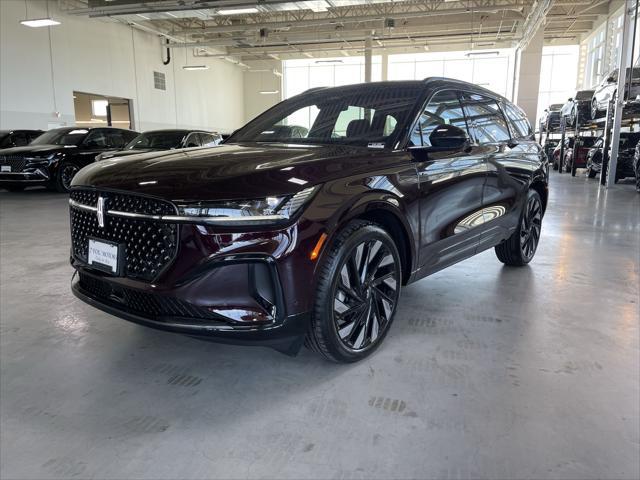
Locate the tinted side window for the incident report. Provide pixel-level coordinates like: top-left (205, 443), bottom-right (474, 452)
top-left (459, 93), bottom-right (510, 144)
top-left (12, 132), bottom-right (29, 146)
top-left (184, 133), bottom-right (200, 147)
top-left (411, 90), bottom-right (468, 146)
top-left (105, 131), bottom-right (126, 148)
top-left (199, 133), bottom-right (217, 147)
top-left (502, 102), bottom-right (532, 138)
top-left (85, 130), bottom-right (109, 148)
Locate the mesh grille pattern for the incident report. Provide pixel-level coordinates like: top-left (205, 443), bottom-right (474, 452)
top-left (0, 155), bottom-right (27, 172)
top-left (78, 273), bottom-right (225, 323)
top-left (70, 189), bottom-right (178, 281)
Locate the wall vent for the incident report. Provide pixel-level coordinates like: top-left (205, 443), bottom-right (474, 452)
top-left (153, 71), bottom-right (166, 91)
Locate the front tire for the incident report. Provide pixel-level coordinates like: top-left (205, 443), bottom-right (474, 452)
top-left (55, 162), bottom-right (80, 193)
top-left (495, 190), bottom-right (542, 266)
top-left (306, 220), bottom-right (402, 363)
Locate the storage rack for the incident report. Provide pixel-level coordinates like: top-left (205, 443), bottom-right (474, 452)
top-left (541, 99), bottom-right (640, 185)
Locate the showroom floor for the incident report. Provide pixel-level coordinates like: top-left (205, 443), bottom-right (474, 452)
top-left (1, 173), bottom-right (638, 480)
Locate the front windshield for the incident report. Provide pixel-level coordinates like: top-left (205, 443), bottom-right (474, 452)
top-left (125, 131), bottom-right (187, 150)
top-left (228, 85), bottom-right (423, 147)
top-left (31, 128), bottom-right (88, 146)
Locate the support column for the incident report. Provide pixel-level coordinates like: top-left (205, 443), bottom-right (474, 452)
top-left (381, 52), bottom-right (388, 81)
top-left (514, 26), bottom-right (544, 127)
top-left (364, 36), bottom-right (372, 83)
top-left (607, 0), bottom-right (635, 188)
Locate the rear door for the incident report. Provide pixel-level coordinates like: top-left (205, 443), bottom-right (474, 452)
top-left (476, 98), bottom-right (537, 250)
top-left (412, 89), bottom-right (487, 275)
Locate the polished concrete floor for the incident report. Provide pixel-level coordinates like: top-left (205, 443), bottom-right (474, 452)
top-left (1, 173), bottom-right (639, 480)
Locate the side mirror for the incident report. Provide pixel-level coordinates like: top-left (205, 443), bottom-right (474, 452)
top-left (607, 76), bottom-right (615, 83)
top-left (409, 124), bottom-right (470, 161)
top-left (429, 124), bottom-right (469, 150)
top-left (568, 97), bottom-right (573, 101)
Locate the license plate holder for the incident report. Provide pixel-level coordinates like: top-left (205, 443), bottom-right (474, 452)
top-left (87, 237), bottom-right (124, 275)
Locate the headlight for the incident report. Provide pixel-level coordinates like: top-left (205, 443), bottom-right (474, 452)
top-left (175, 186), bottom-right (317, 226)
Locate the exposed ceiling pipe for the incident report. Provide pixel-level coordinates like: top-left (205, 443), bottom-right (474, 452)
top-left (175, 6), bottom-right (526, 35)
top-left (517, 0), bottom-right (554, 50)
top-left (162, 38), bottom-right (171, 65)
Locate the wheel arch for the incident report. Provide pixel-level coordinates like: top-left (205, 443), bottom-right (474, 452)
top-left (330, 194), bottom-right (417, 285)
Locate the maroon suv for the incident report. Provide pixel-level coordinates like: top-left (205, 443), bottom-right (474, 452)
top-left (69, 79), bottom-right (548, 362)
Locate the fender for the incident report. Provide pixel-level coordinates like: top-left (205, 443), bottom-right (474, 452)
top-left (313, 188), bottom-right (419, 280)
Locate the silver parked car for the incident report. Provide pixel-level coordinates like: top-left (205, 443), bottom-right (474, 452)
top-left (591, 67), bottom-right (640, 119)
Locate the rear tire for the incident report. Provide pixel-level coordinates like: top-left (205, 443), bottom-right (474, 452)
top-left (305, 220), bottom-right (402, 363)
top-left (495, 190), bottom-right (542, 267)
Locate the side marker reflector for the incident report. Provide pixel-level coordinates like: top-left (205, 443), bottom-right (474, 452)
top-left (310, 233), bottom-right (328, 261)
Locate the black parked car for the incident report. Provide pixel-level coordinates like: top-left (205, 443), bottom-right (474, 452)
top-left (0, 129), bottom-right (43, 148)
top-left (539, 104), bottom-right (563, 132)
top-left (0, 127), bottom-right (138, 192)
top-left (585, 132), bottom-right (640, 180)
top-left (591, 67), bottom-right (640, 119)
top-left (95, 129), bottom-right (222, 161)
top-left (560, 90), bottom-right (595, 126)
top-left (69, 79), bottom-right (548, 362)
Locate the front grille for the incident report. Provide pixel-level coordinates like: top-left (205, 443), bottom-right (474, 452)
top-left (0, 155), bottom-right (26, 172)
top-left (70, 189), bottom-right (178, 281)
top-left (77, 273), bottom-right (226, 323)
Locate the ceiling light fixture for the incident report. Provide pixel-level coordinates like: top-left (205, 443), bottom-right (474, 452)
top-left (20, 18), bottom-right (60, 27)
top-left (217, 7), bottom-right (259, 15)
top-left (259, 90), bottom-right (279, 95)
top-left (182, 65), bottom-right (209, 70)
top-left (465, 51), bottom-right (500, 57)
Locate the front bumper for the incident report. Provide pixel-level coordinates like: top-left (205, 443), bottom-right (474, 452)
top-left (71, 256), bottom-right (311, 354)
top-left (0, 171), bottom-right (48, 186)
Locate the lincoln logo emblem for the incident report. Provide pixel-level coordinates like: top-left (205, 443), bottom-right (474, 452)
top-left (97, 196), bottom-right (105, 228)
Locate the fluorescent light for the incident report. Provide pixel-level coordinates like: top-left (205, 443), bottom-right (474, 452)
top-left (217, 7), bottom-right (259, 15)
top-left (315, 59), bottom-right (343, 64)
top-left (465, 51), bottom-right (500, 57)
top-left (183, 65), bottom-right (209, 71)
top-left (20, 18), bottom-right (60, 27)
top-left (259, 90), bottom-right (279, 95)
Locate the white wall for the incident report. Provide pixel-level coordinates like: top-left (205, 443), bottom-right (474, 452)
top-left (0, 0), bottom-right (245, 133)
top-left (242, 60), bottom-right (282, 123)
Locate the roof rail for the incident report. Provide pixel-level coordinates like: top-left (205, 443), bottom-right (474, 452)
top-left (302, 86), bottom-right (330, 94)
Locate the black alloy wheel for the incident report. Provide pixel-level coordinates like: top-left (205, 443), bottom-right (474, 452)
top-left (56, 163), bottom-right (80, 193)
top-left (635, 168), bottom-right (640, 192)
top-left (306, 220), bottom-right (401, 362)
top-left (495, 190), bottom-right (543, 266)
top-left (519, 193), bottom-right (542, 262)
top-left (332, 238), bottom-right (398, 351)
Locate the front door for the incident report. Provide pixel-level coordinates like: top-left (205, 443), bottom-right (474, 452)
top-left (412, 89), bottom-right (487, 276)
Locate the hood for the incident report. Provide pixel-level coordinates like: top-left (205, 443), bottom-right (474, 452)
top-left (72, 142), bottom-right (395, 201)
top-left (0, 144), bottom-right (75, 156)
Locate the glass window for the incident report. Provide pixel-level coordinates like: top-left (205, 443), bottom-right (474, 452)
top-left (84, 130), bottom-right (109, 148)
top-left (230, 85), bottom-right (422, 147)
top-left (502, 102), bottom-right (532, 138)
top-left (459, 92), bottom-right (510, 144)
top-left (104, 131), bottom-right (126, 148)
top-left (410, 90), bottom-right (468, 147)
top-left (184, 133), bottom-right (200, 148)
top-left (31, 128), bottom-right (88, 146)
